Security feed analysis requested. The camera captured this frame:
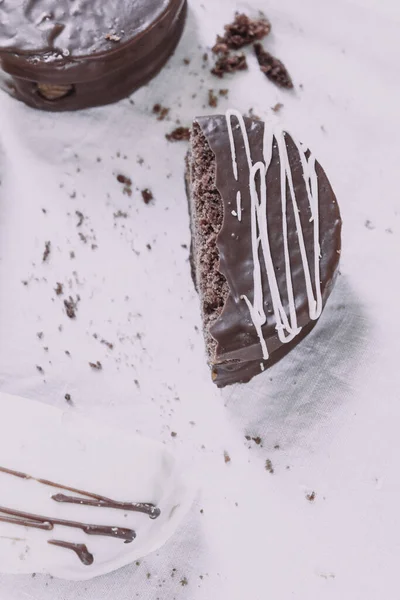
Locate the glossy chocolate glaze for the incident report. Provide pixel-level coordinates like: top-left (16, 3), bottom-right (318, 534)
top-left (0, 0), bottom-right (187, 110)
top-left (195, 115), bottom-right (342, 386)
top-left (48, 540), bottom-right (94, 566)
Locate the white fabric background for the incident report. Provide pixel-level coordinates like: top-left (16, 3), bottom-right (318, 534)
top-left (0, 0), bottom-right (399, 598)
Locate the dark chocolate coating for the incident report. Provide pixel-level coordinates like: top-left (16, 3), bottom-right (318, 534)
top-left (0, 0), bottom-right (187, 111)
top-left (196, 115), bottom-right (342, 386)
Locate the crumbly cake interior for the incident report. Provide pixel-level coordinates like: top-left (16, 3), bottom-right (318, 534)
top-left (187, 122), bottom-right (229, 361)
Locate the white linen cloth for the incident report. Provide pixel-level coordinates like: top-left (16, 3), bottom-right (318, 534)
top-left (0, 0), bottom-right (399, 597)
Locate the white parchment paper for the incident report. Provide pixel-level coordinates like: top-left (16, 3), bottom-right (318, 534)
top-left (0, 0), bottom-right (399, 598)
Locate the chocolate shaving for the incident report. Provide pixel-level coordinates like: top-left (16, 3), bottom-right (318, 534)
top-left (254, 43), bottom-right (293, 89)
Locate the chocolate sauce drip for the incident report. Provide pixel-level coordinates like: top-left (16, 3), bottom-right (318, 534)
top-left (0, 505), bottom-right (136, 542)
top-left (0, 466), bottom-right (160, 519)
top-left (48, 540), bottom-right (94, 566)
top-left (52, 494), bottom-right (161, 519)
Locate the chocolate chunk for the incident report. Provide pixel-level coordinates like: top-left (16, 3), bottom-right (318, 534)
top-left (211, 53), bottom-right (248, 78)
top-left (0, 0), bottom-right (188, 111)
top-left (186, 111), bottom-right (342, 386)
top-left (166, 127), bottom-right (190, 142)
top-left (212, 13), bottom-right (271, 52)
top-left (254, 43), bottom-right (293, 89)
top-left (141, 189), bottom-right (154, 204)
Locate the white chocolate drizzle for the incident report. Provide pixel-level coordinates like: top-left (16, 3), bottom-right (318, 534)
top-left (225, 109), bottom-right (322, 360)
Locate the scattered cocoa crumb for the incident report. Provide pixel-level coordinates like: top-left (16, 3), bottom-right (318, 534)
top-left (247, 108), bottom-right (261, 121)
top-left (180, 577), bottom-right (188, 587)
top-left (146, 573), bottom-right (151, 579)
top-left (265, 459), bottom-right (274, 474)
top-left (75, 211), bottom-right (84, 227)
top-left (117, 173), bottom-right (132, 185)
top-left (89, 360), bottom-right (102, 370)
top-left (37, 332), bottom-right (43, 340)
top-left (42, 208), bottom-right (47, 214)
top-left (70, 251), bottom-right (75, 259)
top-left (254, 43), bottom-right (293, 89)
top-left (211, 53), bottom-right (248, 78)
top-left (91, 244), bottom-right (98, 250)
top-left (274, 444), bottom-right (280, 450)
top-left (116, 173), bottom-right (133, 196)
top-left (101, 339), bottom-right (114, 350)
top-left (306, 491), bottom-right (316, 502)
top-left (365, 220), bottom-right (374, 230)
top-left (208, 89), bottom-right (218, 107)
top-left (224, 451), bottom-right (231, 464)
top-left (183, 58), bottom-right (191, 65)
top-left (64, 393), bottom-right (72, 404)
top-left (181, 243), bottom-right (187, 249)
top-left (65, 350), bottom-right (71, 356)
top-left (219, 88), bottom-right (229, 97)
top-left (42, 241), bottom-right (51, 263)
top-left (146, 243), bottom-right (152, 250)
top-left (272, 102), bottom-right (283, 113)
top-left (105, 32), bottom-right (121, 42)
top-left (36, 365), bottom-right (44, 374)
top-left (141, 189), bottom-right (154, 204)
top-left (55, 282), bottom-right (63, 296)
top-left (64, 296), bottom-right (78, 319)
top-left (153, 104), bottom-right (170, 121)
top-left (165, 127), bottom-right (190, 142)
top-left (203, 52), bottom-right (208, 62)
top-left (78, 232), bottom-right (87, 244)
top-left (113, 210), bottom-right (128, 218)
top-left (212, 13), bottom-right (271, 53)
top-left (253, 436), bottom-right (262, 445)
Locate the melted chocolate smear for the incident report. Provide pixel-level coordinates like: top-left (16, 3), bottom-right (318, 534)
top-left (0, 505), bottom-right (136, 542)
top-left (0, 466), bottom-right (160, 519)
top-left (48, 540), bottom-right (94, 566)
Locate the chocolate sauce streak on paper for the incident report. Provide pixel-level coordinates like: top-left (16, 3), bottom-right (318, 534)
top-left (52, 494), bottom-right (161, 519)
top-left (0, 505), bottom-right (136, 542)
top-left (0, 466), bottom-right (160, 519)
top-left (48, 540), bottom-right (94, 566)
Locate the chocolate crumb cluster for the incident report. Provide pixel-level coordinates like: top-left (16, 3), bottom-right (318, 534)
top-left (210, 12), bottom-right (293, 89)
top-left (165, 127), bottom-right (190, 142)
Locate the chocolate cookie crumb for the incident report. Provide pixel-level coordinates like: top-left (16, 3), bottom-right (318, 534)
top-left (208, 89), bottom-right (218, 107)
top-left (212, 13), bottom-right (271, 52)
top-left (37, 332), bottom-right (44, 340)
top-left (180, 577), bottom-right (188, 587)
top-left (272, 102), bottom-right (283, 112)
top-left (171, 431), bottom-right (177, 437)
top-left (55, 282), bottom-right (64, 296)
top-left (306, 491), bottom-right (316, 502)
top-left (219, 88), bottom-right (229, 97)
top-left (265, 459), bottom-right (274, 474)
top-left (211, 53), bottom-right (248, 78)
top-left (183, 57), bottom-right (191, 65)
top-left (101, 339), bottom-right (114, 350)
top-left (165, 127), bottom-right (190, 142)
top-left (42, 241), bottom-right (51, 263)
top-left (224, 451), bottom-right (231, 464)
top-left (153, 104), bottom-right (170, 121)
top-left (89, 360), bottom-right (102, 370)
top-left (254, 43), bottom-right (293, 89)
top-left (36, 365), bottom-right (44, 374)
top-left (64, 296), bottom-right (78, 319)
top-left (65, 393), bottom-right (72, 404)
top-left (116, 173), bottom-right (133, 196)
top-left (141, 189), bottom-right (154, 204)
